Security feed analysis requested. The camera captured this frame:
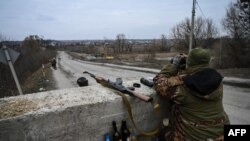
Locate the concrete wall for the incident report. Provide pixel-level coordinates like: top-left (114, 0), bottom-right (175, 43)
top-left (0, 81), bottom-right (170, 141)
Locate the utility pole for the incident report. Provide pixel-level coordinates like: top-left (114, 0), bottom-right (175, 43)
top-left (189, 0), bottom-right (196, 53)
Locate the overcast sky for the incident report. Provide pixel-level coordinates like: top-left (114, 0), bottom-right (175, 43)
top-left (0, 0), bottom-right (233, 40)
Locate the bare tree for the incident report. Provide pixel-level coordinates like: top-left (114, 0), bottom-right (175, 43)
top-left (221, 0), bottom-right (250, 68)
top-left (160, 34), bottom-right (168, 51)
top-left (115, 34), bottom-right (126, 53)
top-left (0, 33), bottom-right (7, 43)
top-left (171, 17), bottom-right (218, 51)
top-left (222, 0), bottom-right (250, 39)
top-left (22, 35), bottom-right (43, 51)
top-left (124, 40), bottom-right (133, 53)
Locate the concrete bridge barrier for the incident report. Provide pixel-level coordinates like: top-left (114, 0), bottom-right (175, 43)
top-left (0, 81), bottom-right (169, 141)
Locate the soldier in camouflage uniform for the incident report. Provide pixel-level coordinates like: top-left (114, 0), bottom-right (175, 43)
top-left (153, 48), bottom-right (230, 141)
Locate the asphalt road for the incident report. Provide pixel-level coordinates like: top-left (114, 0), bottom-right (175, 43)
top-left (54, 51), bottom-right (250, 125)
top-left (55, 51), bottom-right (155, 87)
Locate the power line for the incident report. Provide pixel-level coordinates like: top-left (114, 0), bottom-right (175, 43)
top-left (196, 0), bottom-right (206, 18)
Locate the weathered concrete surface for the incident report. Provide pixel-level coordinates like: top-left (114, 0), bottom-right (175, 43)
top-left (0, 81), bottom-right (169, 141)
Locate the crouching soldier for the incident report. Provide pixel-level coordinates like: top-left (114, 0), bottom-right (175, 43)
top-left (153, 48), bottom-right (230, 141)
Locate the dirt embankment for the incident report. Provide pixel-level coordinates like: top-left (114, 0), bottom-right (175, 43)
top-left (22, 63), bottom-right (57, 94)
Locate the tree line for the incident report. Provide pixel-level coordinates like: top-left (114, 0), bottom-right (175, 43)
top-left (62, 0), bottom-right (249, 68)
top-left (112, 0), bottom-right (250, 68)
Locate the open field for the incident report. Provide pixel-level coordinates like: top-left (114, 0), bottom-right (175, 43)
top-left (69, 51), bottom-right (250, 78)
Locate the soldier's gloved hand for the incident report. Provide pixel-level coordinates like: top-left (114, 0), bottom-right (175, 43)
top-left (171, 54), bottom-right (187, 70)
top-left (158, 64), bottom-right (179, 77)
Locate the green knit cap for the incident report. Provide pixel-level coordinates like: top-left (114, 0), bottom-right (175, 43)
top-left (187, 48), bottom-right (211, 67)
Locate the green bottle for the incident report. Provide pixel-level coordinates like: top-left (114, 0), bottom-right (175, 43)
top-left (112, 121), bottom-right (122, 141)
top-left (120, 120), bottom-right (130, 141)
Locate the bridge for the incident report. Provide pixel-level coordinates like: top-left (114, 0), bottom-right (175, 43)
top-left (0, 81), bottom-right (168, 141)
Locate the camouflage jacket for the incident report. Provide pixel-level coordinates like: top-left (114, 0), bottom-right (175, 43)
top-left (153, 64), bottom-right (230, 141)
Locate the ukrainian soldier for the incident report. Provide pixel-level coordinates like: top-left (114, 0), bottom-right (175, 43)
top-left (51, 57), bottom-right (57, 69)
top-left (153, 48), bottom-right (230, 141)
